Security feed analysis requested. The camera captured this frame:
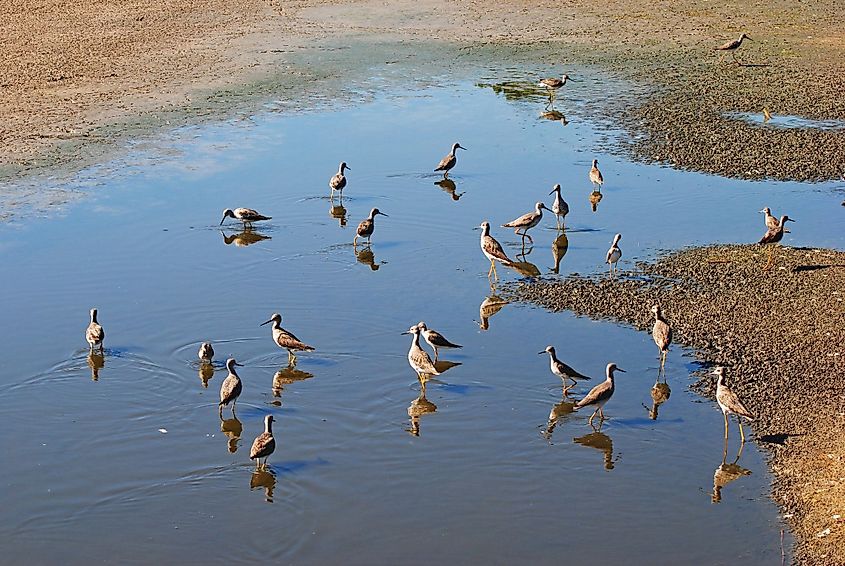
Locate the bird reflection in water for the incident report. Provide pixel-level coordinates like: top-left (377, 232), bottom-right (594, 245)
top-left (643, 371), bottom-right (671, 420)
top-left (198, 361), bottom-right (215, 388)
top-left (271, 363), bottom-right (314, 406)
top-left (220, 415), bottom-right (243, 454)
top-left (509, 246), bottom-right (541, 278)
top-left (407, 378), bottom-right (438, 437)
top-left (250, 467), bottom-right (277, 503)
top-left (542, 389), bottom-right (577, 441)
top-left (477, 284), bottom-right (509, 331)
top-left (551, 232), bottom-right (569, 274)
top-left (712, 438), bottom-right (752, 503)
top-left (434, 178), bottom-right (464, 201)
top-left (354, 243), bottom-right (384, 271)
top-left (589, 189), bottom-right (603, 213)
top-left (329, 195), bottom-right (348, 227)
top-left (539, 109), bottom-right (569, 126)
top-left (574, 423), bottom-right (617, 471)
top-left (220, 228), bottom-right (271, 247)
top-left (87, 351), bottom-right (105, 381)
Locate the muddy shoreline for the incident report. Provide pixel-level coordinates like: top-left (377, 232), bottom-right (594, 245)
top-left (506, 245), bottom-right (845, 564)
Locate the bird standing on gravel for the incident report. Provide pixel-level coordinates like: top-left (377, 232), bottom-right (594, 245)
top-left (759, 214), bottom-right (795, 270)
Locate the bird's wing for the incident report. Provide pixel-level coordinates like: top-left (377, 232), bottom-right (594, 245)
top-left (759, 226), bottom-right (780, 244)
top-left (555, 360), bottom-right (590, 379)
top-left (435, 154), bottom-right (455, 171)
top-left (540, 78), bottom-right (562, 88)
top-left (502, 212), bottom-right (534, 228)
top-left (410, 349), bottom-right (439, 374)
top-left (87, 323), bottom-right (104, 343)
top-left (277, 328), bottom-right (315, 351)
top-left (576, 380), bottom-right (611, 407)
top-left (605, 246), bottom-right (616, 263)
top-left (653, 320), bottom-right (671, 349)
top-left (427, 330), bottom-right (462, 348)
top-left (250, 433), bottom-right (274, 459)
top-left (357, 219), bottom-right (373, 235)
top-left (715, 38), bottom-right (740, 50)
top-left (219, 375), bottom-right (238, 403)
top-left (718, 388), bottom-right (754, 419)
top-left (483, 236), bottom-right (513, 264)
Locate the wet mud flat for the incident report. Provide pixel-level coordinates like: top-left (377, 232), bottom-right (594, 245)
top-left (506, 244), bottom-right (845, 564)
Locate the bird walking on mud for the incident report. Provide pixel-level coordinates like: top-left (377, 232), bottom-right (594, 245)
top-left (548, 184), bottom-right (569, 230)
top-left (715, 33), bottom-right (752, 65)
top-left (261, 313), bottom-right (315, 364)
top-left (758, 214), bottom-right (795, 271)
top-left (589, 159), bottom-right (604, 188)
top-left (502, 202), bottom-right (548, 244)
top-left (713, 366), bottom-right (754, 443)
top-left (434, 142), bottom-right (466, 178)
top-left (86, 308), bottom-right (105, 352)
top-left (478, 221), bottom-right (514, 281)
top-left (354, 207), bottom-right (388, 245)
top-left (574, 363), bottom-right (626, 426)
top-left (606, 233), bottom-right (622, 276)
top-left (539, 346), bottom-right (591, 391)
top-left (219, 358), bottom-right (244, 417)
top-left (250, 414), bottom-right (276, 467)
top-left (329, 162), bottom-right (350, 197)
top-left (651, 305), bottom-right (672, 372)
top-left (220, 208), bottom-right (271, 228)
top-left (417, 322), bottom-right (462, 361)
top-left (402, 324), bottom-right (441, 379)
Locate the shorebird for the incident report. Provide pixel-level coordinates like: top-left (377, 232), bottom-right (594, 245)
top-left (713, 366), bottom-right (754, 442)
top-left (538, 346), bottom-right (591, 390)
top-left (759, 214), bottom-right (795, 270)
top-left (220, 208), bottom-right (271, 228)
top-left (329, 162), bottom-right (350, 196)
top-left (478, 221), bottom-right (514, 281)
top-left (762, 107), bottom-right (772, 122)
top-left (589, 159), bottom-right (604, 188)
top-left (759, 207), bottom-right (779, 231)
top-left (261, 313), bottom-right (315, 364)
top-left (250, 414), bottom-right (276, 467)
top-left (539, 74), bottom-right (571, 99)
top-left (548, 184), bottom-right (569, 230)
top-left (606, 233), bottom-right (622, 276)
top-left (417, 321), bottom-right (462, 361)
top-left (574, 363), bottom-right (626, 426)
top-left (219, 358), bottom-right (243, 416)
top-left (715, 33), bottom-right (752, 65)
top-left (354, 207), bottom-right (388, 245)
top-left (502, 202), bottom-right (548, 243)
top-left (651, 305), bottom-right (672, 371)
top-left (401, 324), bottom-right (441, 379)
top-left (86, 308), bottom-right (105, 351)
top-left (198, 342), bottom-right (214, 362)
top-left (434, 142), bottom-right (466, 178)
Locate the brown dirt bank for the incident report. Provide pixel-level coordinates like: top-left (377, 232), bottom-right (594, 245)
top-left (505, 245), bottom-right (845, 564)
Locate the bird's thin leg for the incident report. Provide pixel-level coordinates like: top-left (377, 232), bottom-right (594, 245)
top-left (353, 235), bottom-right (359, 245)
top-left (488, 260), bottom-right (494, 278)
top-left (444, 171), bottom-right (449, 179)
top-left (433, 347), bottom-right (439, 362)
top-left (739, 419), bottom-right (746, 443)
top-left (588, 410), bottom-right (596, 426)
top-left (723, 412), bottom-right (729, 439)
top-left (525, 232), bottom-right (534, 244)
top-left (492, 261), bottom-right (499, 281)
top-left (599, 407), bottom-right (605, 421)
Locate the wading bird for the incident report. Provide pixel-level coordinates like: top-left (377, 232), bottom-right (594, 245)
top-left (260, 313), bottom-right (315, 364)
top-left (574, 363), bottom-right (626, 426)
top-left (434, 142), bottom-right (466, 178)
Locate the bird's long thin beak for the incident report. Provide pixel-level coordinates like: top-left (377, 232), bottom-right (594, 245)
top-left (260, 319), bottom-right (272, 326)
top-left (616, 368), bottom-right (627, 373)
top-left (758, 209), bottom-right (765, 213)
top-left (346, 166), bottom-right (351, 170)
top-left (537, 351), bottom-right (546, 355)
top-left (472, 226), bottom-right (481, 231)
top-left (219, 217), bottom-right (226, 226)
top-left (400, 331), bottom-right (410, 335)
top-left (234, 362), bottom-right (244, 367)
top-left (548, 189), bottom-right (556, 195)
top-left (378, 212), bottom-right (389, 217)
top-left (787, 218), bottom-right (796, 222)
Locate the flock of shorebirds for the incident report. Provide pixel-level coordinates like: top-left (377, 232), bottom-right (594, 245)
top-left (86, 44), bottom-right (773, 467)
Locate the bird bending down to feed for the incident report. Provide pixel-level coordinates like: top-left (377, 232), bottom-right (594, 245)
top-left (548, 184), bottom-right (569, 230)
top-left (250, 414), bottom-right (276, 467)
top-left (651, 305), bottom-right (672, 372)
top-left (434, 142), bottom-right (466, 178)
top-left (478, 221), bottom-right (513, 281)
top-left (713, 366), bottom-right (754, 443)
top-left (606, 233), bottom-right (622, 276)
top-left (402, 324), bottom-right (441, 379)
top-left (538, 346), bottom-right (591, 390)
top-left (329, 162), bottom-right (350, 196)
top-left (198, 342), bottom-right (214, 362)
top-left (354, 208), bottom-right (388, 245)
top-left (758, 214), bottom-right (795, 271)
top-left (589, 159), bottom-right (603, 188)
top-left (574, 363), bottom-right (626, 426)
top-left (539, 74), bottom-right (571, 98)
top-left (759, 207), bottom-right (779, 231)
top-left (417, 322), bottom-right (462, 361)
top-left (715, 33), bottom-right (752, 64)
top-left (502, 202), bottom-right (548, 244)
top-left (261, 313), bottom-right (315, 364)
top-left (220, 208), bottom-right (271, 228)
top-left (86, 308), bottom-right (105, 351)
top-left (219, 358), bottom-right (243, 416)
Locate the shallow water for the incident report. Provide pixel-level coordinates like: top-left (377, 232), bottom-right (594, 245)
top-left (2, 71), bottom-right (841, 564)
top-left (724, 110), bottom-right (845, 131)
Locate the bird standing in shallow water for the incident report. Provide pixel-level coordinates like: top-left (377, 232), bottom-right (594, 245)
top-left (589, 159), bottom-right (604, 188)
top-left (250, 414), bottom-right (276, 467)
top-left (538, 346), bottom-right (591, 391)
top-left (402, 324), bottom-right (441, 379)
top-left (539, 74), bottom-right (572, 101)
top-left (574, 363), bottom-right (626, 426)
top-left (651, 305), bottom-right (672, 373)
top-left (417, 322), bottom-right (462, 361)
top-left (478, 221), bottom-right (514, 281)
top-left (713, 366), bottom-right (754, 443)
top-left (261, 313), bottom-right (315, 364)
top-left (759, 214), bottom-right (795, 270)
top-left (502, 202), bottom-right (548, 244)
top-left (715, 33), bottom-right (752, 65)
top-left (219, 358), bottom-right (243, 417)
top-left (198, 342), bottom-right (214, 362)
top-left (548, 184), bottom-right (569, 230)
top-left (86, 308), bottom-right (105, 351)
top-left (354, 208), bottom-right (388, 245)
top-left (606, 233), bottom-right (622, 276)
top-left (329, 162), bottom-right (350, 197)
top-left (434, 142), bottom-right (466, 178)
top-left (220, 208), bottom-right (271, 228)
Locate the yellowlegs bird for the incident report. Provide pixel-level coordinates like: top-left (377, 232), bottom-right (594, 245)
top-left (539, 346), bottom-right (591, 390)
top-left (713, 366), bottom-right (754, 442)
top-left (219, 358), bottom-right (243, 416)
top-left (651, 305), bottom-right (672, 372)
top-left (261, 313), bottom-right (315, 364)
top-left (250, 414), bottom-right (276, 467)
top-left (401, 324), bottom-right (441, 379)
top-left (354, 208), bottom-right (388, 245)
top-left (539, 74), bottom-right (572, 100)
top-left (198, 342), bottom-right (214, 362)
top-left (548, 184), bottom-right (569, 230)
top-left (434, 142), bottom-right (466, 178)
top-left (86, 308), bottom-right (105, 351)
top-left (715, 33), bottom-right (752, 64)
top-left (606, 233), bottom-right (622, 276)
top-left (589, 159), bottom-right (604, 188)
top-left (502, 202), bottom-right (548, 244)
top-left (220, 208), bottom-right (271, 228)
top-left (574, 363), bottom-right (625, 426)
top-left (759, 214), bottom-right (795, 270)
top-left (417, 321), bottom-right (462, 361)
top-left (329, 162), bottom-right (350, 197)
top-left (759, 207), bottom-right (779, 230)
top-left (479, 221), bottom-right (514, 281)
